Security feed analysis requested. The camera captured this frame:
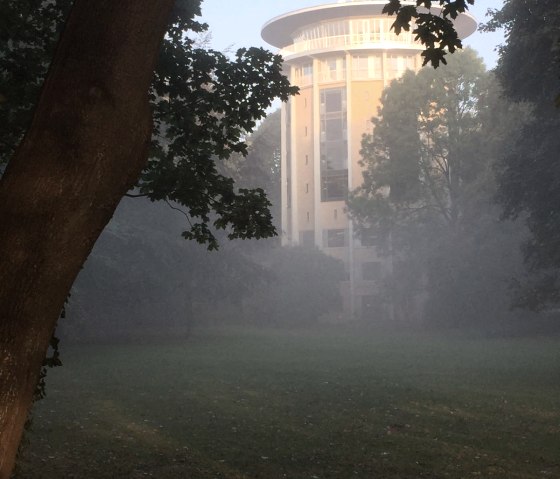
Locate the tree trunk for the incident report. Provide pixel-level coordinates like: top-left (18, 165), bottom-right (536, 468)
top-left (0, 1), bottom-right (175, 476)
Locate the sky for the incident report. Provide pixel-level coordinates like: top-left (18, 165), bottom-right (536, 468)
top-left (199, 0), bottom-right (504, 70)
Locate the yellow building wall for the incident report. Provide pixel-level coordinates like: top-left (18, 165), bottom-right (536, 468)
top-left (294, 86), bottom-right (315, 233)
top-left (349, 80), bottom-right (385, 188)
top-left (318, 201), bottom-right (348, 230)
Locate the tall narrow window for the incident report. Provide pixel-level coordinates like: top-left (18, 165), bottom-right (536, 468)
top-left (320, 56), bottom-right (346, 82)
top-left (371, 54), bottom-right (383, 79)
top-left (352, 54), bottom-right (382, 80)
top-left (352, 55), bottom-right (369, 79)
top-left (295, 62), bottom-right (313, 86)
top-left (387, 54), bottom-right (416, 79)
top-left (320, 88), bottom-right (348, 201)
top-left (323, 229), bottom-right (347, 248)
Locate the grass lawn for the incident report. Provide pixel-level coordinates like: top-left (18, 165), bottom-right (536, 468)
top-left (15, 325), bottom-right (560, 478)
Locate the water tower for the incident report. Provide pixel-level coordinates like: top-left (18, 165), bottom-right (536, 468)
top-left (262, 1), bottom-right (476, 318)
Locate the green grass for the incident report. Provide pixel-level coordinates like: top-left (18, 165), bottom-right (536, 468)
top-left (15, 325), bottom-right (560, 478)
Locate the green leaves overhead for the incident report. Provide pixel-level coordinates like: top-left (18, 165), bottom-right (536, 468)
top-left (1, 0), bottom-right (297, 250)
top-left (0, 0), bottom-right (72, 166)
top-left (486, 0), bottom-right (560, 308)
top-left (350, 49), bottom-right (490, 241)
top-left (382, 0), bottom-right (474, 67)
top-left (144, 39), bottom-right (296, 249)
top-left (347, 50), bottom-right (529, 325)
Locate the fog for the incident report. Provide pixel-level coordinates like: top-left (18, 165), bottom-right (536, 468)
top-left (4, 1), bottom-right (560, 478)
top-left (21, 45), bottom-right (560, 476)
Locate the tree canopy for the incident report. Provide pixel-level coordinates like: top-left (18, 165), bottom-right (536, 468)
top-left (384, 0), bottom-right (560, 311)
top-left (485, 0), bottom-right (560, 309)
top-left (348, 50), bottom-right (530, 326)
top-left (383, 0), bottom-right (475, 67)
top-left (1, 0), bottom-right (297, 249)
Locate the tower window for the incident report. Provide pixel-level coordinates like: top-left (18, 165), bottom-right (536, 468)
top-left (324, 228), bottom-right (347, 248)
top-left (294, 63), bottom-right (313, 86)
top-left (320, 56), bottom-right (346, 82)
top-left (320, 87), bottom-right (348, 202)
top-left (321, 171), bottom-right (348, 201)
top-left (352, 55), bottom-right (369, 79)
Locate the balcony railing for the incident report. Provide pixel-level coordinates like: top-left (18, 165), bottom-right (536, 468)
top-left (281, 31), bottom-right (417, 56)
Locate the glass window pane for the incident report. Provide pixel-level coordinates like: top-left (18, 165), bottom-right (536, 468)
top-left (325, 229), bottom-right (347, 247)
top-left (321, 170), bottom-right (348, 201)
top-left (325, 89), bottom-right (341, 112)
top-left (326, 118), bottom-right (343, 141)
top-left (322, 143), bottom-right (347, 170)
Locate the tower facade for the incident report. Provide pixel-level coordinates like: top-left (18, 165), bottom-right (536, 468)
top-left (262, 1), bottom-right (476, 318)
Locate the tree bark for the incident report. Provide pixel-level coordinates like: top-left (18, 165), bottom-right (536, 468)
top-left (0, 1), bottom-right (175, 476)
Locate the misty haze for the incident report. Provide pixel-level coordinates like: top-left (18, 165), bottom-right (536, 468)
top-left (1, 1), bottom-right (559, 479)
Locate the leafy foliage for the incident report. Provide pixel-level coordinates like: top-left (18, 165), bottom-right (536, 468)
top-left (0, 0), bottom-right (297, 249)
top-left (146, 33), bottom-right (295, 248)
top-left (484, 1), bottom-right (560, 309)
top-left (221, 110), bottom-right (282, 225)
top-left (59, 111), bottom-right (283, 341)
top-left (0, 0), bottom-right (71, 167)
top-left (350, 50), bottom-right (490, 240)
top-left (62, 197), bottom-right (272, 340)
top-left (348, 50), bottom-right (529, 326)
top-left (64, 203), bottom-right (342, 338)
top-left (383, 0), bottom-right (474, 67)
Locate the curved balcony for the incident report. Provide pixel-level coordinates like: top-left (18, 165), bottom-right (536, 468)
top-left (262, 1), bottom-right (477, 52)
top-left (280, 30), bottom-right (420, 61)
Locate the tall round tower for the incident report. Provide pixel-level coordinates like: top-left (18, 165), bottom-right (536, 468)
top-left (262, 1), bottom-right (476, 318)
